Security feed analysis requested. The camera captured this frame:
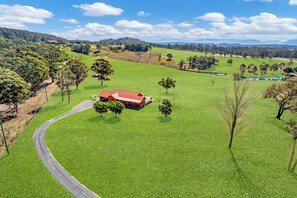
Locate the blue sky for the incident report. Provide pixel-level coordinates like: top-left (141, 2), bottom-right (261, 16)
top-left (1, 0), bottom-right (297, 41)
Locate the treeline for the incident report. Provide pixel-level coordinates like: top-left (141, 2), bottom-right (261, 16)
top-left (0, 27), bottom-right (68, 43)
top-left (124, 42), bottom-right (152, 52)
top-left (154, 43), bottom-right (297, 59)
top-left (71, 44), bottom-right (91, 55)
top-left (0, 38), bottom-right (88, 113)
top-left (179, 55), bottom-right (218, 70)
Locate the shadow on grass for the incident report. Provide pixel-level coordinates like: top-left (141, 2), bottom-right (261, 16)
top-left (158, 116), bottom-right (172, 123)
top-left (230, 150), bottom-right (264, 197)
top-left (83, 84), bottom-right (107, 90)
top-left (0, 152), bottom-right (9, 160)
top-left (104, 116), bottom-right (121, 124)
top-left (88, 116), bottom-right (105, 123)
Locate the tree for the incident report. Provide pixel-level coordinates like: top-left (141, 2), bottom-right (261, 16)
top-left (259, 64), bottom-right (270, 77)
top-left (227, 59), bottom-right (233, 64)
top-left (263, 79), bottom-right (297, 120)
top-left (239, 64), bottom-right (246, 77)
top-left (218, 81), bottom-right (252, 148)
top-left (158, 77), bottom-right (176, 93)
top-left (166, 53), bottom-right (173, 61)
top-left (55, 64), bottom-right (75, 103)
top-left (270, 63), bottom-right (279, 74)
top-left (179, 60), bottom-right (185, 70)
top-left (93, 101), bottom-right (109, 117)
top-left (108, 101), bottom-right (125, 116)
top-left (159, 99), bottom-right (173, 117)
top-left (91, 59), bottom-right (114, 86)
top-left (0, 68), bottom-right (29, 113)
top-left (285, 120), bottom-right (297, 171)
top-left (66, 57), bottom-right (88, 90)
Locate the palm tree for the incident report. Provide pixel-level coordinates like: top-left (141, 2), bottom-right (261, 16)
top-left (158, 77), bottom-right (176, 93)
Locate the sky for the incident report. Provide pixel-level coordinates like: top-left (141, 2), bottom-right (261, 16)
top-left (1, 0), bottom-right (297, 41)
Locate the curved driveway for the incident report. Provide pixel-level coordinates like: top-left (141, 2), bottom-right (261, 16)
top-left (34, 100), bottom-right (100, 198)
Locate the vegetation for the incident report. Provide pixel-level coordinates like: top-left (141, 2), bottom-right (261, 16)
top-left (218, 81), bottom-right (253, 148)
top-left (186, 55), bottom-right (217, 70)
top-left (263, 79), bottom-right (297, 119)
top-left (0, 68), bottom-right (29, 113)
top-left (91, 59), bottom-right (114, 86)
top-left (124, 42), bottom-right (151, 52)
top-left (285, 120), bottom-right (297, 171)
top-left (166, 53), bottom-right (173, 61)
top-left (93, 101), bottom-right (109, 117)
top-left (0, 27), bottom-right (68, 43)
top-left (66, 57), bottom-right (88, 90)
top-left (108, 101), bottom-right (125, 116)
top-left (71, 44), bottom-right (91, 55)
top-left (158, 77), bottom-right (176, 93)
top-left (154, 43), bottom-right (297, 59)
top-left (159, 99), bottom-right (173, 117)
top-left (55, 64), bottom-right (75, 103)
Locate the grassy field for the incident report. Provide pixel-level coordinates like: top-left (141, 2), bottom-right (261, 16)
top-left (151, 48), bottom-right (292, 77)
top-left (40, 49), bottom-right (297, 197)
top-left (0, 47), bottom-right (296, 197)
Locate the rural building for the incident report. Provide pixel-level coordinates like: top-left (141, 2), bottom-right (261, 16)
top-left (99, 90), bottom-right (153, 109)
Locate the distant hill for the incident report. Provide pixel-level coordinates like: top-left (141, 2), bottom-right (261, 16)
top-left (100, 37), bottom-right (145, 44)
top-left (0, 27), bottom-right (68, 43)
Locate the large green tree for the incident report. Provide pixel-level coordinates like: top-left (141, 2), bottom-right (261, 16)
top-left (263, 79), bottom-right (297, 120)
top-left (108, 101), bottom-right (125, 116)
top-left (91, 59), bottom-right (114, 86)
top-left (93, 101), bottom-right (109, 117)
top-left (0, 68), bottom-right (29, 113)
top-left (158, 77), bottom-right (176, 93)
top-left (159, 99), bottom-right (173, 117)
top-left (66, 57), bottom-right (88, 90)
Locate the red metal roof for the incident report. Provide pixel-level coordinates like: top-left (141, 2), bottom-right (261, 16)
top-left (99, 90), bottom-right (144, 104)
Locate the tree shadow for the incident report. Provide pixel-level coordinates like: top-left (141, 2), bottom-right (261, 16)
top-left (104, 116), bottom-right (121, 124)
top-left (0, 152), bottom-right (9, 160)
top-left (83, 84), bottom-right (107, 90)
top-left (88, 116), bottom-right (105, 123)
top-left (229, 150), bottom-right (264, 197)
top-left (158, 116), bottom-right (172, 123)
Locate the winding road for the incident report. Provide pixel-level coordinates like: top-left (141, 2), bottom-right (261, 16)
top-left (33, 100), bottom-right (100, 198)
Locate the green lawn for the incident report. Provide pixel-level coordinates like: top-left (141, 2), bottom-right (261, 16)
top-left (151, 47), bottom-right (292, 77)
top-left (41, 50), bottom-right (297, 197)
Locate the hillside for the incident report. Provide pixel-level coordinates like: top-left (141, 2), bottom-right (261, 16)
top-left (99, 37), bottom-right (146, 44)
top-left (0, 27), bottom-right (68, 43)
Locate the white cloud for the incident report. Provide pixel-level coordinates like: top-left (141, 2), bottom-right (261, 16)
top-left (0, 4), bottom-right (53, 29)
top-left (73, 3), bottom-right (123, 17)
top-left (55, 12), bottom-right (297, 42)
top-left (177, 22), bottom-right (194, 27)
top-left (196, 12), bottom-right (226, 22)
top-left (115, 20), bottom-right (153, 29)
top-left (137, 11), bottom-right (151, 17)
top-left (289, 0), bottom-right (297, 5)
top-left (60, 18), bottom-right (78, 24)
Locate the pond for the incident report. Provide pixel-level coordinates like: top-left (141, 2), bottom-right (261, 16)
top-left (244, 77), bottom-right (284, 81)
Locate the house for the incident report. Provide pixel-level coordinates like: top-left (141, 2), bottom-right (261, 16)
top-left (99, 90), bottom-right (153, 109)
